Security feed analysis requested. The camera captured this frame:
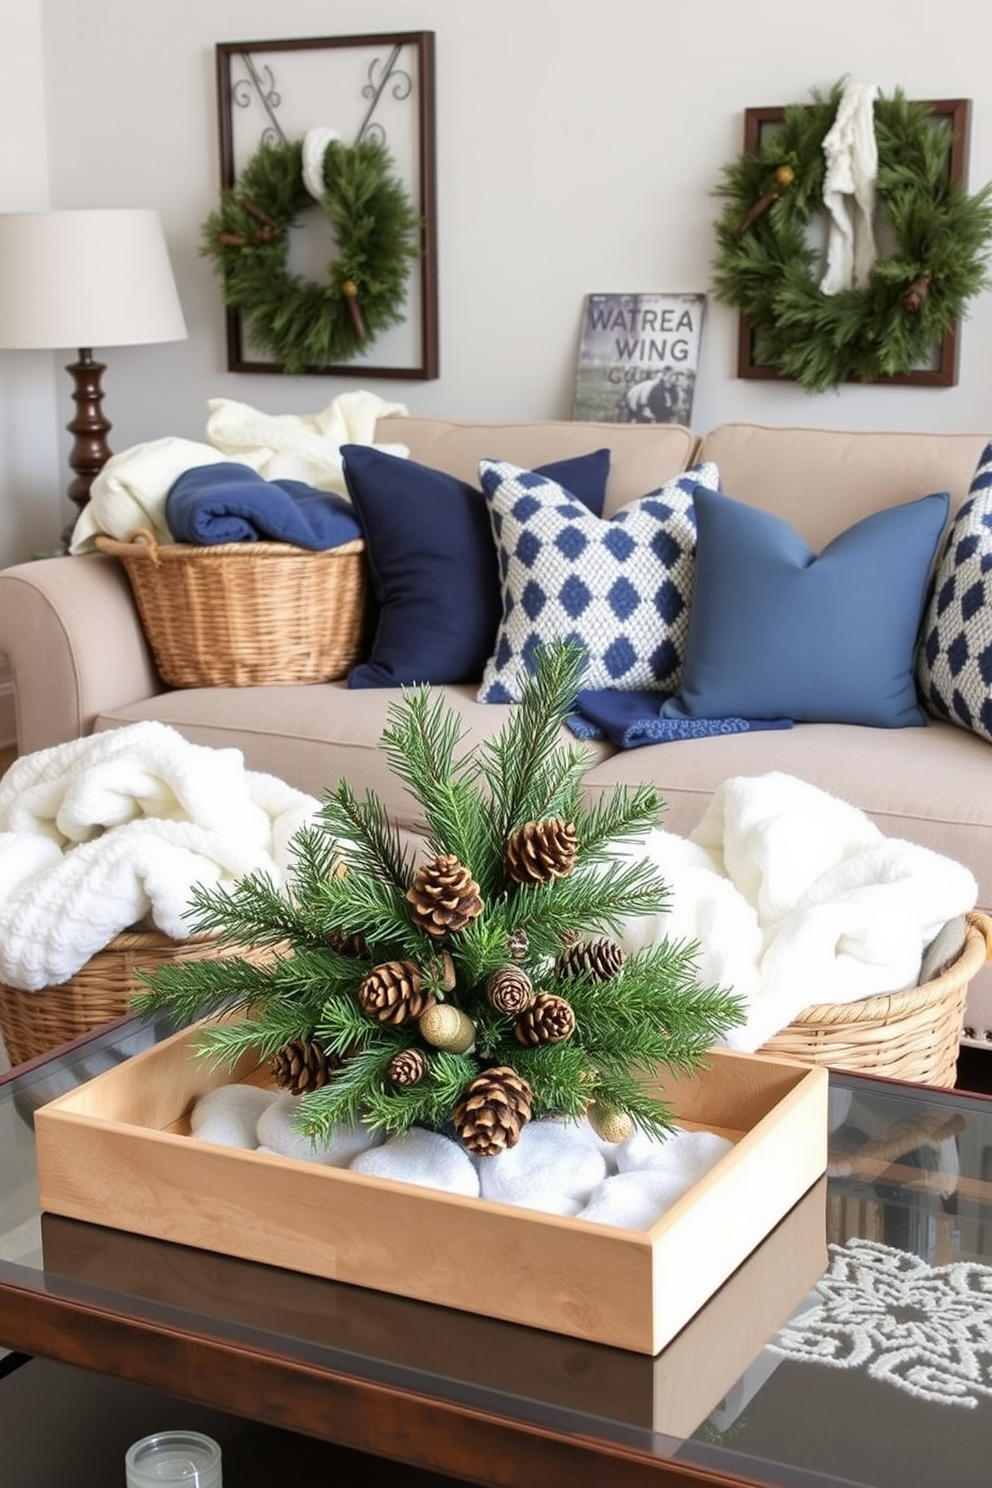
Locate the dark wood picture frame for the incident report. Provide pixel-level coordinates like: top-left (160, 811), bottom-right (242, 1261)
top-left (215, 32), bottom-right (438, 380)
top-left (737, 98), bottom-right (971, 387)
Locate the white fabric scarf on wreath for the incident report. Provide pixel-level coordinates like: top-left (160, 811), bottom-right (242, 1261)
top-left (819, 81), bottom-right (880, 295)
top-left (301, 126), bottom-right (342, 203)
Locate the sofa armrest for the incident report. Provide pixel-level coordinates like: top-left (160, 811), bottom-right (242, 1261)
top-left (0, 553), bottom-right (164, 754)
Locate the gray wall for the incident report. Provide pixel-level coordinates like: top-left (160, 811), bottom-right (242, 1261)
top-left (3, 0), bottom-right (992, 569)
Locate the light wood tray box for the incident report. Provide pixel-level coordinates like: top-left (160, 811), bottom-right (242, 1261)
top-left (35, 1027), bottom-right (828, 1355)
top-left (41, 1175), bottom-right (827, 1439)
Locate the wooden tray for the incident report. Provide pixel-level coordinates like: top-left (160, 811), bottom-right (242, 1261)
top-left (34, 1027), bottom-right (828, 1355)
top-left (41, 1175), bottom-right (827, 1438)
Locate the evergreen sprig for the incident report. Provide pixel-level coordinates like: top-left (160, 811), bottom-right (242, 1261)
top-left (478, 640), bottom-right (590, 848)
top-left (137, 641), bottom-right (746, 1150)
top-left (377, 686), bottom-right (490, 872)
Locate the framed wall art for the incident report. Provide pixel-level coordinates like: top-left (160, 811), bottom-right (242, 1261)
top-left (722, 95), bottom-right (977, 390)
top-left (571, 293), bottom-right (706, 425)
top-left (212, 32), bottom-right (438, 379)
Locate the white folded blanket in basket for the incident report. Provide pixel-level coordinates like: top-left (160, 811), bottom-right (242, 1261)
top-left (69, 389), bottom-right (409, 553)
top-left (0, 722), bottom-right (320, 991)
top-left (613, 772), bottom-right (978, 1052)
top-left (204, 388), bottom-right (409, 489)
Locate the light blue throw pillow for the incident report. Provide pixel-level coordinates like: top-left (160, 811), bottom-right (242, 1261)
top-left (664, 486), bottom-right (950, 727)
top-left (476, 458), bottom-right (721, 703)
top-left (917, 442), bottom-right (992, 741)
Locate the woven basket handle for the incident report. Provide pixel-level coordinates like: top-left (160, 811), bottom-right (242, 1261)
top-left (123, 528), bottom-right (163, 565)
top-left (967, 910), bottom-right (992, 961)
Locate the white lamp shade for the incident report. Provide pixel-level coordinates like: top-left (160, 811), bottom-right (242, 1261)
top-left (0, 208), bottom-right (187, 350)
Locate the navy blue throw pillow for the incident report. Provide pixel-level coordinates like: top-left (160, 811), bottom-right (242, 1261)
top-left (343, 445), bottom-right (610, 687)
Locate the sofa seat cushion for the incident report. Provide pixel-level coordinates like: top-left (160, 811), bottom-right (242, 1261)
top-left (93, 684), bottom-right (615, 835)
top-left (581, 718), bottom-right (992, 911)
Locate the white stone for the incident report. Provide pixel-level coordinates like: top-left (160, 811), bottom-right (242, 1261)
top-left (477, 1119), bottom-right (607, 1207)
top-left (256, 1093), bottom-right (382, 1166)
top-left (350, 1127), bottom-right (480, 1197)
top-left (189, 1083), bottom-right (277, 1149)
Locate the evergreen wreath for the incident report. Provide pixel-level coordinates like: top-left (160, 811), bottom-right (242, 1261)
top-left (200, 135), bottom-right (420, 375)
top-left (711, 82), bottom-right (992, 392)
top-left (134, 642), bottom-right (744, 1157)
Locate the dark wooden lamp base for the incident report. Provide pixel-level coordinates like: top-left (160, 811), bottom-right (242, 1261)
top-left (65, 348), bottom-right (112, 514)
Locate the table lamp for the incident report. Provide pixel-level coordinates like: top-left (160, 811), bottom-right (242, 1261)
top-left (0, 208), bottom-right (188, 525)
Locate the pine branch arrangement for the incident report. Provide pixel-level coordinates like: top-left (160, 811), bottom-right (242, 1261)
top-left (134, 642), bottom-right (744, 1155)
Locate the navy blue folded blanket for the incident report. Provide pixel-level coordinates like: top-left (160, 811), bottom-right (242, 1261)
top-left (567, 689), bottom-right (793, 749)
top-left (166, 462), bottom-right (363, 549)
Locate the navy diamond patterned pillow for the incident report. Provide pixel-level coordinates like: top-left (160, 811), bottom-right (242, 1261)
top-left (917, 442), bottom-right (992, 740)
top-left (477, 458), bottom-right (720, 703)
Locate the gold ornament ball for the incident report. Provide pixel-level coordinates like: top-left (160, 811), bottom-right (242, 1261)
top-left (419, 1002), bottom-right (477, 1053)
top-left (774, 165), bottom-right (795, 186)
top-left (587, 1101), bottom-right (634, 1144)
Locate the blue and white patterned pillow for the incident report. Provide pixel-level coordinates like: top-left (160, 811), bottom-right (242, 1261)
top-left (477, 459), bottom-right (721, 703)
top-left (917, 442), bottom-right (992, 740)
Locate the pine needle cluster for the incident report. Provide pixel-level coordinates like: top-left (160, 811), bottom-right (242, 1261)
top-left (711, 82), bottom-right (992, 392)
top-left (200, 136), bottom-right (420, 374)
top-left (134, 643), bottom-right (745, 1152)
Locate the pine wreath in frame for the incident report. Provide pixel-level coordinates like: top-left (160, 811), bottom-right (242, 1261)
top-left (710, 83), bottom-right (992, 392)
top-left (200, 134), bottom-right (420, 376)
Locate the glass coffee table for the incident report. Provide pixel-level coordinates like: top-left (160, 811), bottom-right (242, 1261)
top-left (2, 1015), bottom-right (991, 1488)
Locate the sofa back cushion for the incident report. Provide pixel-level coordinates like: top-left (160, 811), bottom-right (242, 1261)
top-left (374, 416), bottom-right (699, 519)
top-left (696, 424), bottom-right (989, 547)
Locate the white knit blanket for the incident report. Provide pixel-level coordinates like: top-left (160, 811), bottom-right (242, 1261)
top-left (0, 723), bottom-right (320, 991)
top-left (69, 388), bottom-right (409, 553)
top-left (614, 772), bottom-right (977, 1052)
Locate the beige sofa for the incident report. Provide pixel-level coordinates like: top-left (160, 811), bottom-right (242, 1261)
top-left (2, 416), bottom-right (992, 1044)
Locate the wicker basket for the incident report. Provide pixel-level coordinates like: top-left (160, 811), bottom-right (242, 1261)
top-left (95, 529), bottom-right (367, 687)
top-left (757, 911), bottom-right (992, 1086)
top-left (0, 929), bottom-right (238, 1066)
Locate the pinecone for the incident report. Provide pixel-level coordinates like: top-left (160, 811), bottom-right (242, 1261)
top-left (357, 959), bottom-right (435, 1025)
top-left (514, 992), bottom-right (576, 1045)
top-left (486, 964), bottom-right (535, 1015)
top-left (269, 1037), bottom-right (338, 1095)
top-left (507, 926), bottom-right (530, 961)
top-left (506, 819), bottom-right (578, 885)
top-left (557, 937), bottom-right (626, 981)
top-left (426, 950), bottom-right (457, 992)
top-left (406, 854), bottom-right (484, 938)
top-left (387, 1047), bottom-right (429, 1086)
top-left (325, 927), bottom-right (368, 958)
top-left (452, 1066), bottom-right (534, 1156)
